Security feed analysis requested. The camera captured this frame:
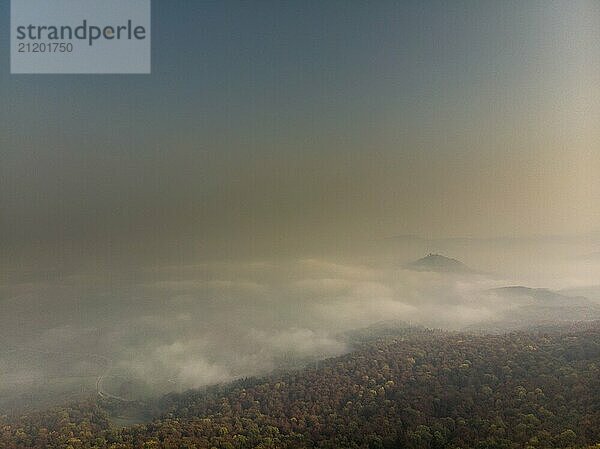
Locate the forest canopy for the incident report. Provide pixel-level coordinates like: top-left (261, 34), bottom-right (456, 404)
top-left (1, 322), bottom-right (599, 449)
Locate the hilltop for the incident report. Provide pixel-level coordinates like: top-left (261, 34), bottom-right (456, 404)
top-left (405, 253), bottom-right (475, 274)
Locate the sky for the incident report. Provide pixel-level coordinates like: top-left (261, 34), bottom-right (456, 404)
top-left (1, 0), bottom-right (599, 270)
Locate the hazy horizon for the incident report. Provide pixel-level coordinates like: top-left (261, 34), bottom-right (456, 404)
top-left (1, 0), bottom-right (600, 272)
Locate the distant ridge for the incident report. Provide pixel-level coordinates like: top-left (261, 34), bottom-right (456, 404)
top-left (489, 286), bottom-right (591, 305)
top-left (483, 285), bottom-right (600, 325)
top-left (405, 253), bottom-right (475, 274)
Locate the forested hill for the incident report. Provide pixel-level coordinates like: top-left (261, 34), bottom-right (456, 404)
top-left (1, 324), bottom-right (600, 449)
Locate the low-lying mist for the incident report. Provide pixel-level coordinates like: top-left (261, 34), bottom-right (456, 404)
top-left (1, 240), bottom-right (600, 412)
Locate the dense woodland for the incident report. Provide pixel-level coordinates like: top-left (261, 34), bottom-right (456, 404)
top-left (1, 323), bottom-right (599, 449)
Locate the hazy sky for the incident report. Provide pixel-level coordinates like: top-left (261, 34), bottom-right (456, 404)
top-left (1, 0), bottom-right (599, 268)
